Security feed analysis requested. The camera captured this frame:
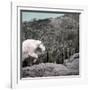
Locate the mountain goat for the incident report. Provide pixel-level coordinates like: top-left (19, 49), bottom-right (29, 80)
top-left (22, 39), bottom-right (45, 66)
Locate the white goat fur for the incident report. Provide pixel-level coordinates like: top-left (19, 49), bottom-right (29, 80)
top-left (22, 39), bottom-right (45, 61)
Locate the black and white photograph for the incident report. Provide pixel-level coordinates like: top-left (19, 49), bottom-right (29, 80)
top-left (21, 10), bottom-right (80, 78)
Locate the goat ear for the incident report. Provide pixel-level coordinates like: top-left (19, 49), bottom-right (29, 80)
top-left (37, 40), bottom-right (41, 45)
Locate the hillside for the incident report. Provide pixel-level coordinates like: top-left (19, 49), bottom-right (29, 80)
top-left (21, 13), bottom-right (79, 64)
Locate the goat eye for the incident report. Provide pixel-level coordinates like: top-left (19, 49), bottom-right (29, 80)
top-left (35, 47), bottom-right (42, 53)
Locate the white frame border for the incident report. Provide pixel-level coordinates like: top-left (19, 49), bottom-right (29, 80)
top-left (11, 1), bottom-right (88, 89)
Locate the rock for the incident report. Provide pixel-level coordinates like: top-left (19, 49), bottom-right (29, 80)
top-left (22, 63), bottom-right (70, 78)
top-left (65, 59), bottom-right (79, 75)
top-left (64, 53), bottom-right (79, 75)
top-left (22, 53), bottom-right (79, 78)
top-left (69, 53), bottom-right (79, 62)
